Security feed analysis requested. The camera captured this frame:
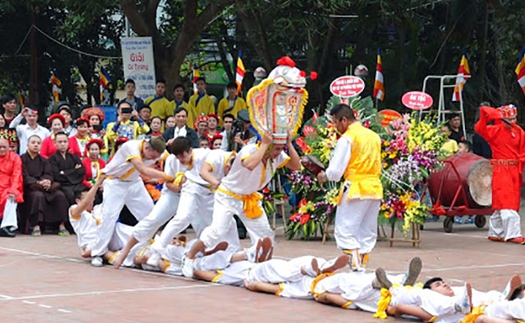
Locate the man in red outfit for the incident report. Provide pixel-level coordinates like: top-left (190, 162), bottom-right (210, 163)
top-left (474, 104), bottom-right (525, 244)
top-left (0, 138), bottom-right (23, 237)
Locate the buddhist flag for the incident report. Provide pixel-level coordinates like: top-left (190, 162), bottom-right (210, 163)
top-left (50, 71), bottom-right (61, 103)
top-left (99, 66), bottom-right (111, 102)
top-left (452, 51), bottom-right (470, 101)
top-left (515, 46), bottom-right (525, 95)
top-left (236, 50), bottom-right (246, 95)
top-left (192, 63), bottom-right (200, 94)
top-left (373, 48), bottom-right (385, 101)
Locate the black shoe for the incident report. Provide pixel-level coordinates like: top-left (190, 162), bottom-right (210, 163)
top-left (0, 227), bottom-right (15, 238)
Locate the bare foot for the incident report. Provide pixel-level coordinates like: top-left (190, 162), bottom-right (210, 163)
top-left (257, 237), bottom-right (272, 263)
top-left (321, 255), bottom-right (350, 274)
top-left (204, 241), bottom-right (229, 256)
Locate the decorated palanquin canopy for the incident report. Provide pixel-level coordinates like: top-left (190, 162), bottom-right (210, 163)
top-left (0, 128), bottom-right (18, 144)
top-left (246, 56), bottom-right (309, 144)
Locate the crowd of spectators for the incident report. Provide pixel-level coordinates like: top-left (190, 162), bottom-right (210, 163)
top-left (0, 77), bottom-right (257, 238)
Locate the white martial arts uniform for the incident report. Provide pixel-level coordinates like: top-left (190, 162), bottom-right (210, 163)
top-left (69, 204), bottom-right (134, 255)
top-left (91, 139), bottom-right (167, 256)
top-left (212, 261), bottom-right (256, 287)
top-left (312, 272), bottom-right (405, 311)
top-left (199, 144), bottom-right (289, 249)
top-left (489, 210), bottom-right (522, 240)
top-left (132, 154), bottom-right (186, 243)
top-left (392, 286), bottom-right (502, 323)
top-left (246, 256), bottom-right (326, 285)
top-left (485, 298), bottom-right (525, 320)
top-left (69, 204), bottom-right (102, 251)
top-left (1, 200), bottom-right (18, 230)
top-left (325, 135), bottom-right (381, 254)
top-left (156, 149), bottom-right (241, 252)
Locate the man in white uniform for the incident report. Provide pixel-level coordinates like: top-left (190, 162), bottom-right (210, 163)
top-left (155, 139), bottom-right (240, 254)
top-left (69, 175), bottom-right (135, 267)
top-left (91, 137), bottom-right (170, 258)
top-left (385, 275), bottom-right (522, 323)
top-left (318, 103), bottom-right (383, 271)
top-left (183, 131), bottom-right (301, 277)
top-left (482, 284), bottom-right (525, 323)
top-left (111, 152), bottom-right (187, 268)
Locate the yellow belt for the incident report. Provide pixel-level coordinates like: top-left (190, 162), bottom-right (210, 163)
top-left (217, 187), bottom-right (263, 219)
top-left (309, 272), bottom-right (333, 298)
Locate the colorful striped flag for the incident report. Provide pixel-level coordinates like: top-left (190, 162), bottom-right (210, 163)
top-left (452, 51), bottom-right (470, 101)
top-left (373, 48), bottom-right (385, 101)
top-left (50, 71), bottom-right (61, 103)
top-left (515, 46), bottom-right (525, 95)
top-left (192, 63), bottom-right (200, 94)
top-left (99, 66), bottom-right (111, 102)
top-left (236, 50), bottom-right (246, 95)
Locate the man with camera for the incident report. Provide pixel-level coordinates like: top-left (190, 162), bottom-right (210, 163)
top-left (9, 106), bottom-right (50, 155)
top-left (106, 102), bottom-right (150, 154)
top-left (221, 110), bottom-right (258, 152)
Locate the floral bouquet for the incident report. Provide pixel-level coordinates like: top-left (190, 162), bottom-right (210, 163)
top-left (379, 113), bottom-right (447, 233)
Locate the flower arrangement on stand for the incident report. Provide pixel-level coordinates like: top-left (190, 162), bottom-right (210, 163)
top-left (379, 113), bottom-right (447, 235)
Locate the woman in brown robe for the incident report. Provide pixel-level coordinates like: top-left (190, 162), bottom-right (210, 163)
top-left (20, 135), bottom-right (70, 236)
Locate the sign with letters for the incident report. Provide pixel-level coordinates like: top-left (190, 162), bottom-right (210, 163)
top-left (121, 37), bottom-right (156, 100)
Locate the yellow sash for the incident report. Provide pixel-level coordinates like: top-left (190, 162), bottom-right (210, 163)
top-left (218, 187), bottom-right (263, 219)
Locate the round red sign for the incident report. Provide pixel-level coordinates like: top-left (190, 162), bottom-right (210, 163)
top-left (377, 109), bottom-right (402, 127)
top-left (330, 76), bottom-right (365, 97)
top-left (401, 91), bottom-right (433, 110)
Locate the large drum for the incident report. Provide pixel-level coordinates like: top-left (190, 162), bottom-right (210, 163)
top-left (428, 153), bottom-right (492, 208)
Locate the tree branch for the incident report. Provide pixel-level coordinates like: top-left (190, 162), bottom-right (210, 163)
top-left (120, 0), bottom-right (149, 35)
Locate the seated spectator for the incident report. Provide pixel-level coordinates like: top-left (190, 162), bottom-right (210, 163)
top-left (139, 105), bottom-right (152, 125)
top-left (56, 103), bottom-right (77, 137)
top-left (20, 135), bottom-right (70, 236)
top-left (199, 136), bottom-right (210, 149)
top-left (49, 132), bottom-right (85, 205)
top-left (82, 139), bottom-right (106, 205)
top-left (194, 114), bottom-right (208, 138)
top-left (440, 124), bottom-right (458, 157)
top-left (206, 114), bottom-right (221, 141)
top-left (139, 116), bottom-right (162, 139)
top-left (69, 118), bottom-right (91, 158)
top-left (106, 101), bottom-right (149, 154)
top-left (166, 116), bottom-right (176, 129)
top-left (162, 107), bottom-right (199, 148)
top-left (82, 107), bottom-right (108, 158)
top-left (148, 116), bottom-right (163, 138)
top-left (458, 140), bottom-right (472, 154)
top-left (211, 134), bottom-right (223, 150)
top-left (0, 138), bottom-right (23, 237)
top-left (0, 113), bottom-right (5, 128)
top-left (41, 113), bottom-right (65, 158)
top-left (9, 107), bottom-right (50, 155)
